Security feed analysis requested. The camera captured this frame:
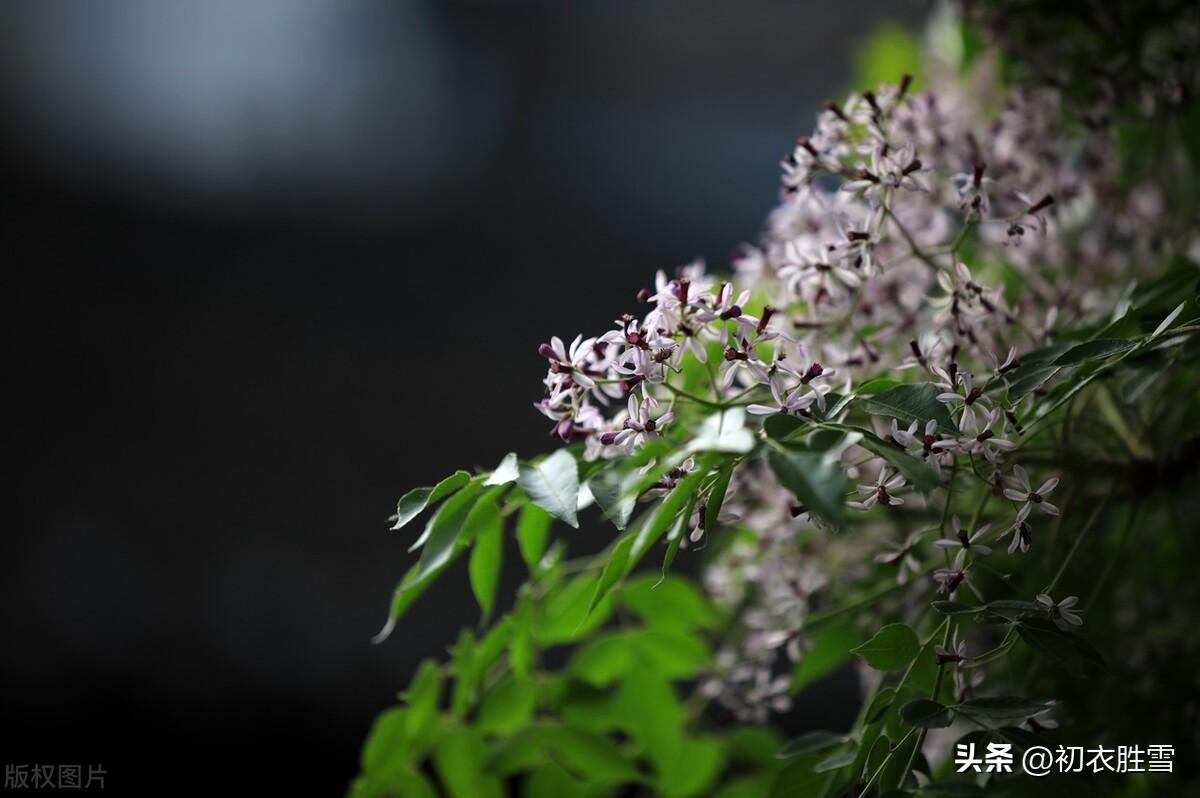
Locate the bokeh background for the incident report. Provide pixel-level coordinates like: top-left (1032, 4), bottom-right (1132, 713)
top-left (1, 1), bottom-right (923, 792)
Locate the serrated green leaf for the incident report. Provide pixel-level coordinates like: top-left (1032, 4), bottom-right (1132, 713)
top-left (392, 470), bottom-right (471, 532)
top-left (860, 383), bottom-right (956, 433)
top-left (767, 448), bottom-right (847, 528)
top-left (519, 449), bottom-right (580, 528)
top-left (851, 623), bottom-right (920, 672)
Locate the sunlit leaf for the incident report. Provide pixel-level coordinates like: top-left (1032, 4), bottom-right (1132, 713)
top-left (518, 449), bottom-right (580, 528)
top-left (391, 470), bottom-right (471, 531)
top-left (484, 452), bottom-right (519, 486)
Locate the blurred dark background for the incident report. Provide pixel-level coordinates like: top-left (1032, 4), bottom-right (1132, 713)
top-left (1, 1), bottom-right (921, 793)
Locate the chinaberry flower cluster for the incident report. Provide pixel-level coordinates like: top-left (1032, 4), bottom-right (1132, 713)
top-left (531, 62), bottom-right (1168, 720)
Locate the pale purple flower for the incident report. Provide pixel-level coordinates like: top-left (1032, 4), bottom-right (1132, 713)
top-left (746, 375), bottom-right (818, 416)
top-left (1036, 593), bottom-right (1083, 630)
top-left (849, 466), bottom-right (906, 510)
top-left (1003, 465), bottom-right (1060, 516)
top-left (934, 515), bottom-right (993, 569)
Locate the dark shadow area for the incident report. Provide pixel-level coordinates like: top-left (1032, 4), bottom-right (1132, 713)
top-left (1, 1), bottom-right (921, 791)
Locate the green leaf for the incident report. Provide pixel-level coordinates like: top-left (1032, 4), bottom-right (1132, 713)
top-left (791, 618), bottom-right (858, 692)
top-left (763, 414), bottom-right (806, 441)
top-left (931, 600), bottom-right (980, 615)
top-left (777, 731), bottom-right (845, 758)
top-left (863, 687), bottom-right (896, 725)
top-left (630, 629), bottom-right (711, 679)
top-left (587, 534), bottom-right (635, 617)
top-left (900, 698), bottom-right (953, 728)
top-left (622, 575), bottom-right (720, 632)
top-left (767, 448), bottom-right (847, 528)
top-left (855, 431), bottom-right (941, 492)
top-left (538, 574), bottom-right (616, 644)
top-left (411, 482), bottom-right (485, 584)
top-left (432, 728), bottom-right (504, 798)
top-left (403, 659), bottom-right (443, 743)
top-left (516, 503), bottom-right (552, 574)
top-left (769, 752), bottom-right (829, 798)
top-left (814, 750), bottom-right (858, 772)
top-left (519, 449), bottom-right (580, 528)
top-left (1151, 300), bottom-right (1186, 337)
top-left (588, 466), bottom-right (638, 530)
top-left (371, 561), bottom-right (430, 644)
top-left (954, 696), bottom-right (1050, 723)
top-left (1051, 338), bottom-right (1135, 365)
top-left (468, 506), bottom-right (503, 620)
top-left (391, 470), bottom-right (471, 531)
top-left (570, 634), bottom-right (635, 687)
top-left (878, 732), bottom-right (918, 793)
top-left (359, 707), bottom-right (409, 775)
top-left (727, 727), bottom-right (786, 766)
top-left (628, 455), bottom-right (718, 568)
top-left (854, 21), bottom-right (921, 89)
top-left (448, 628), bottom-right (478, 717)
top-left (551, 727), bottom-right (644, 785)
top-left (703, 460), bottom-right (735, 534)
top-left (1005, 366), bottom-right (1060, 402)
top-left (851, 623), bottom-right (920, 672)
top-left (861, 383), bottom-right (956, 433)
top-left (615, 667), bottom-right (683, 774)
top-left (1016, 618), bottom-right (1105, 677)
top-left (476, 676), bottom-right (537, 735)
top-left (982, 599), bottom-right (1040, 619)
top-left (659, 738), bottom-right (725, 797)
top-left (484, 452), bottom-right (519, 486)
top-left (856, 377), bottom-right (904, 394)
